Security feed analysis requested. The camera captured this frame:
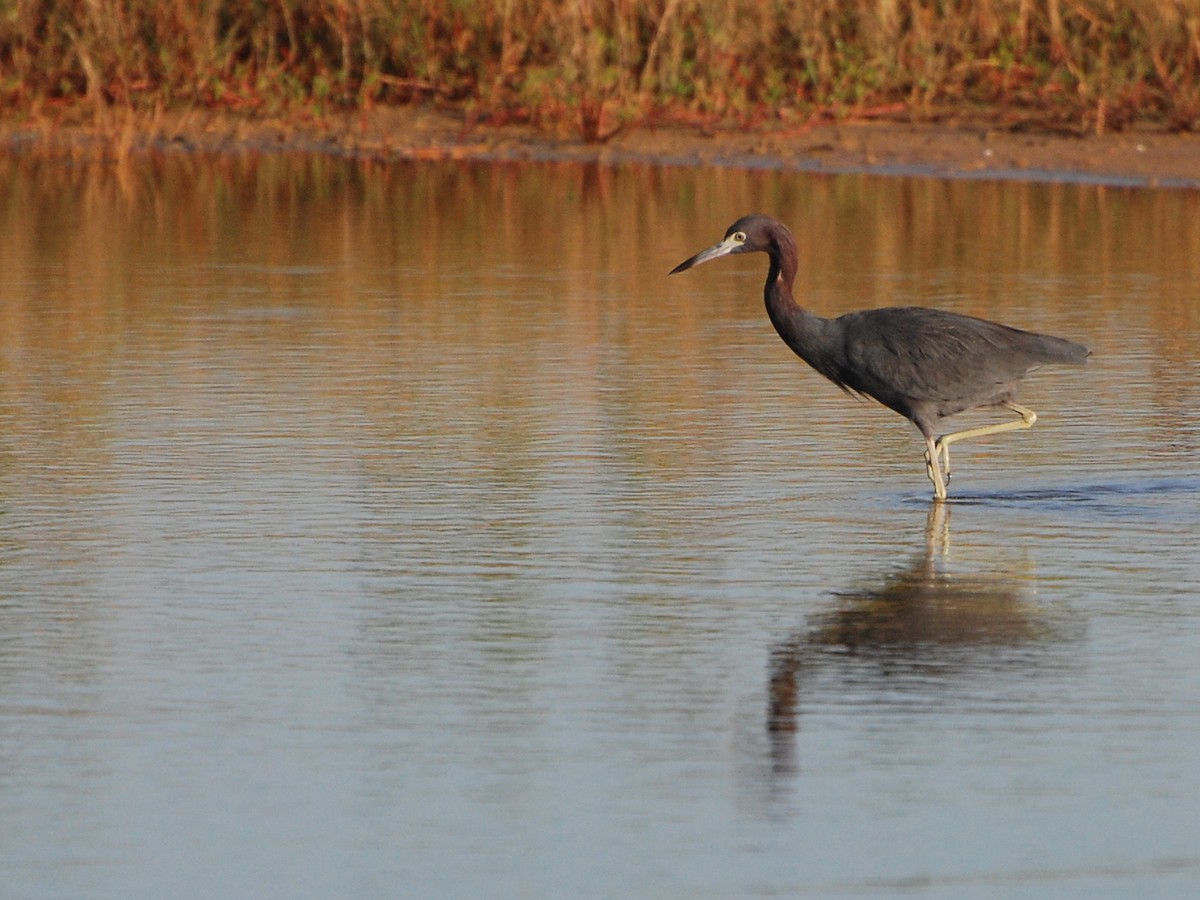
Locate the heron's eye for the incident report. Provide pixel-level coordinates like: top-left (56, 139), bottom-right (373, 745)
top-left (733, 232), bottom-right (746, 243)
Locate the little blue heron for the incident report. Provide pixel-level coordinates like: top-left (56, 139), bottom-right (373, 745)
top-left (670, 214), bottom-right (1090, 500)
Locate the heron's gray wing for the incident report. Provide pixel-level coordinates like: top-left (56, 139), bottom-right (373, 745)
top-left (836, 307), bottom-right (1052, 407)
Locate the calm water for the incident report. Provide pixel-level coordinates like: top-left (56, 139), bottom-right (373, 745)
top-left (0, 153), bottom-right (1198, 898)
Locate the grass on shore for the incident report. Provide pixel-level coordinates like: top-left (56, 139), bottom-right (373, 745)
top-left (3, 1), bottom-right (1199, 142)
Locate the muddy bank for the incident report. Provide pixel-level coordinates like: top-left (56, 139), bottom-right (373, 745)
top-left (5, 107), bottom-right (1200, 187)
top-left (366, 108), bottom-right (1200, 188)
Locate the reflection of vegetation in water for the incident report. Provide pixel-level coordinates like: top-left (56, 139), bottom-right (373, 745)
top-left (3, 2), bottom-right (1199, 138)
top-left (1, 155), bottom-right (1196, 455)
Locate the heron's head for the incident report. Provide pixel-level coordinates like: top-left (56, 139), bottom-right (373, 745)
top-left (669, 214), bottom-right (783, 275)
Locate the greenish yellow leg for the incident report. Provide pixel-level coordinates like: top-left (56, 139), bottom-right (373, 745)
top-left (924, 435), bottom-right (948, 501)
top-left (929, 402), bottom-right (1038, 495)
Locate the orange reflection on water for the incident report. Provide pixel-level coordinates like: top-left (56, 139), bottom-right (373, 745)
top-left (0, 152), bottom-right (1197, 497)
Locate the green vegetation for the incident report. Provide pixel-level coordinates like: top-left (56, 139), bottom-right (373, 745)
top-left (3, 0), bottom-right (1199, 139)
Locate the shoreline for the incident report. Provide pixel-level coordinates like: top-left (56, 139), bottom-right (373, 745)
top-left (5, 107), bottom-right (1200, 188)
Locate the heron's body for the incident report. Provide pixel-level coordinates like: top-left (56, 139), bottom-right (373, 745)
top-left (671, 214), bottom-right (1089, 499)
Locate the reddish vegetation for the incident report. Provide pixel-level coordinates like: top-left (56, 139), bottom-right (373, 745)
top-left (3, 2), bottom-right (1200, 182)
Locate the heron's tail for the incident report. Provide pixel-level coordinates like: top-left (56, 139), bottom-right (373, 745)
top-left (1028, 333), bottom-right (1091, 365)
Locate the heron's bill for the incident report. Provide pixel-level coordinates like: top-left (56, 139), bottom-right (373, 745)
top-left (670, 235), bottom-right (741, 275)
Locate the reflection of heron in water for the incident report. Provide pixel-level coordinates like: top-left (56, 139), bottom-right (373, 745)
top-left (767, 504), bottom-right (1072, 771)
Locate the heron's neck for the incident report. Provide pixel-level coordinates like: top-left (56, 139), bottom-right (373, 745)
top-left (763, 256), bottom-right (835, 367)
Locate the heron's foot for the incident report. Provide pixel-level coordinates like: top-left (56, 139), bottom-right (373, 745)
top-left (929, 474), bottom-right (948, 501)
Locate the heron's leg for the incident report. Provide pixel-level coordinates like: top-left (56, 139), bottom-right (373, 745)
top-left (924, 435), bottom-right (948, 501)
top-left (934, 403), bottom-right (1038, 466)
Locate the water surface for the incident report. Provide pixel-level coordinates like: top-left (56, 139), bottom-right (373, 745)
top-left (0, 154), bottom-right (1198, 898)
